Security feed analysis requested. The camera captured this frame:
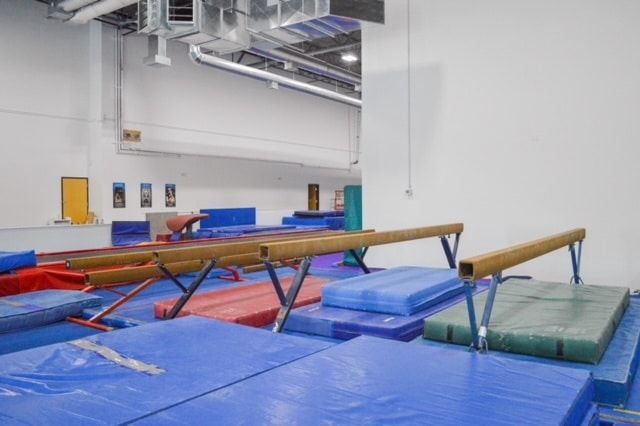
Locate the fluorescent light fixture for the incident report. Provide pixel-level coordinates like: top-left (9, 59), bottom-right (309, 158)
top-left (341, 52), bottom-right (359, 63)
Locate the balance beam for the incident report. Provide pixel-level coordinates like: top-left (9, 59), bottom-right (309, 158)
top-left (152, 230), bottom-right (374, 265)
top-left (65, 228), bottom-right (335, 270)
top-left (458, 228), bottom-right (586, 281)
top-left (260, 224), bottom-right (463, 262)
top-left (85, 254), bottom-right (266, 287)
top-left (456, 228), bottom-right (586, 352)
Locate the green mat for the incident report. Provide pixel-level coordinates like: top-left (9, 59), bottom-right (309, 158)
top-left (343, 185), bottom-right (363, 267)
top-left (423, 279), bottom-right (629, 364)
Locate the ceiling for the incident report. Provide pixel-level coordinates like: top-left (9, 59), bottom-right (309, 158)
top-left (37, 0), bottom-right (362, 90)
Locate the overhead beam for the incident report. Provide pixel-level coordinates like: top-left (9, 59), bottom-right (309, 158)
top-left (260, 224), bottom-right (464, 261)
top-left (458, 228), bottom-right (586, 281)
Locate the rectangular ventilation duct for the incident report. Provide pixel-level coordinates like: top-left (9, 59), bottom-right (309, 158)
top-left (138, 0), bottom-right (383, 55)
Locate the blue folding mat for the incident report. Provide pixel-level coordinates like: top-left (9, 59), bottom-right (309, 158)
top-left (0, 250), bottom-right (37, 274)
top-left (133, 336), bottom-right (596, 425)
top-left (414, 295), bottom-right (640, 407)
top-left (321, 266), bottom-right (464, 316)
top-left (111, 221), bottom-right (151, 247)
top-left (0, 290), bottom-right (102, 333)
top-left (199, 207), bottom-right (256, 228)
top-left (282, 215), bottom-right (345, 230)
top-left (0, 316), bottom-right (332, 425)
top-left (286, 280), bottom-right (488, 341)
top-left (200, 224), bottom-right (297, 234)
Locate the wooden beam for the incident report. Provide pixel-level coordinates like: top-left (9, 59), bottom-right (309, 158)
top-left (260, 224), bottom-right (464, 261)
top-left (85, 253), bottom-right (265, 287)
top-left (153, 230), bottom-right (374, 264)
top-left (458, 228), bottom-right (586, 281)
top-left (67, 252), bottom-right (154, 271)
top-left (66, 229), bottom-right (337, 270)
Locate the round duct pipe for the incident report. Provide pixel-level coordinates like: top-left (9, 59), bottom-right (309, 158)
top-left (189, 45), bottom-right (362, 109)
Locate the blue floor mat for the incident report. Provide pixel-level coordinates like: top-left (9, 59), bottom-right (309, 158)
top-left (0, 321), bottom-right (100, 355)
top-left (286, 281), bottom-right (488, 341)
top-left (322, 266), bottom-right (463, 315)
top-left (415, 296), bottom-right (640, 407)
top-left (0, 290), bottom-right (102, 333)
top-left (0, 317), bottom-right (332, 425)
top-left (133, 336), bottom-right (595, 425)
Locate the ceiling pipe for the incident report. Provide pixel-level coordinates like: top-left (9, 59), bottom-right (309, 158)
top-left (308, 42), bottom-right (361, 56)
top-left (66, 0), bottom-right (137, 24)
top-left (189, 45), bottom-right (361, 109)
top-left (248, 48), bottom-right (361, 86)
top-left (57, 0), bottom-right (98, 12)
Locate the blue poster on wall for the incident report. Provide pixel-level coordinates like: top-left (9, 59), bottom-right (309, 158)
top-left (140, 183), bottom-right (152, 208)
top-left (165, 184), bottom-right (176, 208)
top-left (113, 182), bottom-right (126, 208)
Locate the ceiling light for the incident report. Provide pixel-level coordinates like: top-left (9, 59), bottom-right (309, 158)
top-left (341, 52), bottom-right (359, 63)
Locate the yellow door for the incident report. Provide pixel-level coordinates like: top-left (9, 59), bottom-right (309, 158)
top-left (62, 177), bottom-right (89, 224)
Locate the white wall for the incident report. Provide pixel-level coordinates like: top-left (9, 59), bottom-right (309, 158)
top-left (0, 2), bottom-right (92, 226)
top-left (0, 0), bottom-right (360, 248)
top-left (92, 28), bottom-right (360, 224)
top-left (362, 0), bottom-right (640, 286)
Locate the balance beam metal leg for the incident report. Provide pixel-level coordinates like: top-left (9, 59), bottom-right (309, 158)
top-left (273, 256), bottom-right (312, 333)
top-left (157, 264), bottom-right (188, 293)
top-left (89, 278), bottom-right (158, 323)
top-left (477, 273), bottom-right (502, 351)
top-left (165, 259), bottom-right (218, 319)
top-left (570, 241), bottom-right (584, 285)
top-left (349, 249), bottom-right (371, 274)
top-left (265, 261), bottom-right (287, 305)
top-left (463, 281), bottom-right (479, 349)
top-left (440, 236), bottom-right (456, 269)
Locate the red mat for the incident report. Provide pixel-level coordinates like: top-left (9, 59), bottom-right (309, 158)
top-left (0, 264), bottom-right (85, 297)
top-left (154, 276), bottom-right (330, 327)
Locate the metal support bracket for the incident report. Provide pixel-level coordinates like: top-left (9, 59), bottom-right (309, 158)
top-left (475, 272), bottom-right (503, 352)
top-left (569, 241), bottom-right (584, 285)
top-left (348, 249), bottom-right (371, 274)
top-left (272, 257), bottom-right (313, 333)
top-left (161, 259), bottom-right (218, 319)
top-left (462, 279), bottom-right (479, 350)
top-left (264, 261), bottom-right (287, 305)
top-left (440, 233), bottom-right (460, 269)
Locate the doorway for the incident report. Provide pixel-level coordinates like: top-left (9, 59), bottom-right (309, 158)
top-left (61, 177), bottom-right (89, 224)
top-left (308, 184), bottom-right (319, 211)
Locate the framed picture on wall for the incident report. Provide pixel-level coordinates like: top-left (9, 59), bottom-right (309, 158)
top-left (165, 184), bottom-right (176, 208)
top-left (113, 182), bottom-right (126, 208)
top-left (140, 183), bottom-right (152, 208)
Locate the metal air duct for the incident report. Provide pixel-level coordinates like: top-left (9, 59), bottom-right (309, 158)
top-left (67, 0), bottom-right (138, 24)
top-left (189, 45), bottom-right (361, 108)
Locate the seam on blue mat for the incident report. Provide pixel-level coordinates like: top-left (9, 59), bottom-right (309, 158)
top-left (118, 343), bottom-right (336, 425)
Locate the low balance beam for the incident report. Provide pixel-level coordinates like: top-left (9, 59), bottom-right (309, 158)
top-left (153, 230), bottom-right (374, 264)
top-left (66, 228), bottom-right (336, 270)
top-left (260, 224), bottom-right (464, 262)
top-left (458, 228), bottom-right (586, 281)
top-left (85, 253), bottom-right (264, 287)
top-left (456, 228), bottom-right (586, 351)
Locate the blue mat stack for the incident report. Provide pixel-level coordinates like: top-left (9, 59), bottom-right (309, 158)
top-left (0, 290), bottom-right (102, 333)
top-left (0, 250), bottom-right (37, 274)
top-left (0, 317), bottom-right (597, 425)
top-left (282, 210), bottom-right (345, 230)
top-left (133, 336), bottom-right (596, 425)
top-left (0, 317), bottom-right (332, 425)
top-left (286, 267), bottom-right (472, 341)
